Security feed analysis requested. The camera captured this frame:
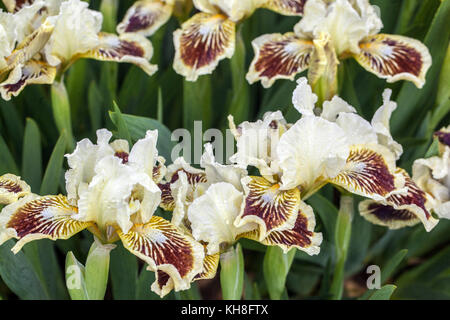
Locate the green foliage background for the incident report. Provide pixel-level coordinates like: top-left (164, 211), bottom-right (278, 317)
top-left (0, 0), bottom-right (449, 300)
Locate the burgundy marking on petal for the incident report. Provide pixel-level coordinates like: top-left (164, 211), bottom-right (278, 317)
top-left (263, 210), bottom-right (313, 247)
top-left (385, 171), bottom-right (431, 219)
top-left (336, 148), bottom-right (395, 197)
top-left (156, 270), bottom-right (171, 288)
top-left (98, 40), bottom-right (145, 59)
top-left (0, 180), bottom-right (23, 194)
top-left (243, 177), bottom-right (300, 233)
top-left (254, 36), bottom-right (312, 79)
top-left (114, 151), bottom-right (129, 164)
top-left (434, 130), bottom-right (450, 147)
top-left (125, 6), bottom-right (157, 33)
top-left (366, 203), bottom-right (416, 222)
top-left (159, 182), bottom-right (175, 211)
top-left (359, 36), bottom-right (424, 77)
top-left (266, 0), bottom-right (306, 15)
top-left (179, 14), bottom-right (234, 69)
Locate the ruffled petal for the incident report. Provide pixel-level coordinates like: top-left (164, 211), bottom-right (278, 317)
top-left (194, 252), bottom-right (220, 281)
top-left (0, 194), bottom-right (93, 253)
top-left (354, 34), bottom-right (432, 88)
top-left (173, 12), bottom-right (235, 81)
top-left (187, 182), bottom-right (257, 255)
top-left (117, 215), bottom-right (204, 297)
top-left (277, 116), bottom-right (349, 192)
top-left (117, 0), bottom-right (173, 36)
top-left (234, 176), bottom-right (300, 239)
top-left (246, 33), bottom-right (314, 88)
top-left (0, 174), bottom-right (31, 204)
top-left (240, 201), bottom-right (322, 255)
top-left (0, 60), bottom-right (56, 100)
top-left (263, 0), bottom-right (306, 16)
top-left (77, 32), bottom-right (158, 76)
top-left (359, 169), bottom-right (439, 231)
top-left (330, 144), bottom-right (403, 201)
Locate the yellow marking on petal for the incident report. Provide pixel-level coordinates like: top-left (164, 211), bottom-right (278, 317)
top-left (76, 32), bottom-right (158, 76)
top-left (354, 34), bottom-right (432, 88)
top-left (117, 216), bottom-right (204, 297)
top-left (173, 12), bottom-right (236, 81)
top-left (235, 176), bottom-right (301, 240)
top-left (194, 252), bottom-right (220, 281)
top-left (247, 32), bottom-right (313, 88)
top-left (117, 0), bottom-right (174, 37)
top-left (263, 0), bottom-right (306, 16)
top-left (330, 144), bottom-right (399, 200)
top-left (0, 194), bottom-right (93, 253)
top-left (0, 174), bottom-right (31, 204)
top-left (0, 59), bottom-right (56, 100)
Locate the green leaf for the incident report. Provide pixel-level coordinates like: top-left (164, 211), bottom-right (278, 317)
top-left (110, 242), bottom-right (138, 300)
top-left (51, 81), bottom-right (75, 149)
top-left (0, 133), bottom-right (19, 175)
top-left (22, 118), bottom-right (42, 191)
top-left (109, 102), bottom-right (132, 145)
top-left (135, 267), bottom-right (162, 300)
top-left (220, 244), bottom-right (244, 300)
top-left (40, 131), bottom-right (67, 195)
top-left (392, 0), bottom-right (450, 137)
top-left (263, 246), bottom-right (296, 300)
top-left (87, 80), bottom-right (103, 132)
top-left (84, 239), bottom-right (116, 300)
top-left (368, 285), bottom-right (397, 300)
top-left (109, 112), bottom-right (175, 162)
top-left (65, 251), bottom-right (88, 300)
top-left (0, 240), bottom-right (48, 299)
top-left (183, 76), bottom-right (212, 132)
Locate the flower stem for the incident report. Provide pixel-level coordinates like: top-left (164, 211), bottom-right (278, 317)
top-left (220, 243), bottom-right (244, 300)
top-left (330, 195), bottom-right (354, 300)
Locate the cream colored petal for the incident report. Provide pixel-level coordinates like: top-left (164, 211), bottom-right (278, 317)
top-left (0, 194), bottom-right (93, 253)
top-left (128, 130), bottom-right (160, 178)
top-left (118, 216), bottom-right (204, 297)
top-left (277, 116), bottom-right (349, 191)
top-left (371, 89), bottom-right (403, 159)
top-left (173, 12), bottom-right (235, 81)
top-left (291, 77), bottom-right (317, 116)
top-left (65, 129), bottom-right (115, 204)
top-left (246, 32), bottom-right (314, 88)
top-left (200, 143), bottom-right (247, 191)
top-left (117, 0), bottom-right (174, 37)
top-left (77, 156), bottom-right (161, 235)
top-left (335, 112), bottom-right (378, 146)
top-left (77, 32), bottom-right (158, 76)
top-left (207, 0), bottom-right (266, 21)
top-left (44, 0), bottom-right (102, 66)
top-left (0, 60), bottom-right (56, 101)
top-left (321, 95), bottom-right (356, 121)
top-left (187, 182), bottom-right (257, 255)
top-left (0, 174), bottom-right (31, 204)
top-left (229, 111), bottom-right (287, 179)
top-left (354, 34), bottom-right (432, 88)
top-left (264, 0), bottom-right (307, 16)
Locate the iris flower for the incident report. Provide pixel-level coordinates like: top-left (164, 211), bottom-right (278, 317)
top-left (0, 129), bottom-right (206, 298)
top-left (228, 77), bottom-right (439, 232)
top-left (157, 142), bottom-right (323, 281)
top-left (172, 0), bottom-right (307, 81)
top-left (0, 0), bottom-right (157, 100)
top-left (362, 127), bottom-right (450, 224)
top-left (247, 0), bottom-right (432, 99)
top-left (117, 0), bottom-right (193, 37)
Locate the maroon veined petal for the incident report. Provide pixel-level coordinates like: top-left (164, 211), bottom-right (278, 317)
top-left (330, 144), bottom-right (402, 200)
top-left (434, 127), bottom-right (450, 150)
top-left (0, 60), bottom-right (56, 101)
top-left (116, 0), bottom-right (173, 37)
top-left (263, 0), bottom-right (307, 16)
top-left (354, 34), bottom-right (432, 88)
top-left (76, 32), bottom-right (158, 76)
top-left (117, 216), bottom-right (204, 297)
top-left (173, 12), bottom-right (236, 81)
top-left (0, 174), bottom-right (31, 205)
top-left (359, 168), bottom-right (439, 232)
top-left (0, 194), bottom-right (94, 253)
top-left (246, 32), bottom-right (314, 88)
top-left (235, 176), bottom-right (301, 239)
top-left (194, 252), bottom-right (220, 281)
top-left (3, 0), bottom-right (34, 12)
top-left (239, 201), bottom-right (322, 255)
